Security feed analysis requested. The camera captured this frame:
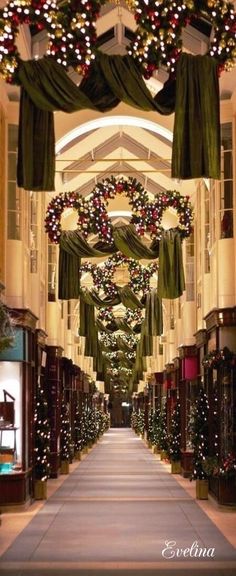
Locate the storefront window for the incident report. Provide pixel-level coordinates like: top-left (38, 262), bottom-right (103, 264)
top-left (204, 184), bottom-right (210, 273)
top-left (30, 192), bottom-right (38, 273)
top-left (48, 243), bottom-right (57, 301)
top-left (0, 362), bottom-right (22, 474)
top-left (185, 232), bottom-right (195, 301)
top-left (220, 123), bottom-right (233, 239)
top-left (7, 125), bottom-right (22, 240)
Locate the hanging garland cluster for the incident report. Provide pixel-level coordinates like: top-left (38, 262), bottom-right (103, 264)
top-left (0, 0), bottom-right (105, 83)
top-left (128, 0), bottom-right (194, 78)
top-left (97, 306), bottom-right (143, 328)
top-left (99, 332), bottom-right (138, 350)
top-left (45, 181), bottom-right (193, 244)
top-left (202, 346), bottom-right (236, 369)
top-left (128, 0), bottom-right (236, 78)
top-left (45, 190), bottom-right (81, 243)
top-left (80, 252), bottom-right (158, 297)
top-left (0, 0), bottom-right (235, 84)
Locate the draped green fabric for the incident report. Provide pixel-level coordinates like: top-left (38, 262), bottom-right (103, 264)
top-left (58, 226), bottom-right (159, 300)
top-left (80, 286), bottom-right (144, 309)
top-left (116, 337), bottom-right (137, 352)
top-left (158, 230), bottom-right (185, 299)
top-left (172, 54), bottom-right (220, 180)
top-left (16, 52), bottom-right (219, 191)
top-left (58, 247), bottom-right (81, 301)
top-left (80, 287), bottom-right (120, 308)
top-left (143, 289), bottom-right (163, 336)
top-left (113, 225), bottom-right (158, 260)
top-left (118, 285), bottom-right (144, 310)
top-left (17, 53), bottom-right (174, 191)
top-left (79, 299), bottom-right (90, 337)
top-left (17, 89), bottom-right (55, 191)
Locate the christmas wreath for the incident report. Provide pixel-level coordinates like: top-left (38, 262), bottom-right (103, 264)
top-left (80, 252), bottom-right (158, 297)
top-left (0, 0), bottom-right (235, 84)
top-left (97, 306), bottom-right (143, 328)
top-left (99, 332), bottom-right (138, 350)
top-left (0, 0), bottom-right (104, 83)
top-left (45, 180), bottom-right (193, 244)
top-left (128, 0), bottom-right (236, 78)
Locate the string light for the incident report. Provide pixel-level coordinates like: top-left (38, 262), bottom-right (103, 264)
top-left (45, 183), bottom-right (193, 244)
top-left (81, 252), bottom-right (158, 297)
top-left (0, 1), bottom-right (235, 84)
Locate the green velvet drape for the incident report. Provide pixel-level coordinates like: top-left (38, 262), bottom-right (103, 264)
top-left (16, 52), bottom-right (220, 191)
top-left (158, 230), bottom-right (185, 299)
top-left (171, 54), bottom-right (220, 180)
top-left (17, 53), bottom-right (174, 191)
top-left (143, 289), bottom-right (163, 337)
top-left (59, 226), bottom-right (159, 300)
top-left (113, 225), bottom-right (158, 260)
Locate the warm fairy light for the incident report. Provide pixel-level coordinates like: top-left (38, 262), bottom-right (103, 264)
top-left (128, 0), bottom-right (236, 78)
top-left (80, 252), bottom-right (158, 297)
top-left (0, 0), bottom-right (235, 84)
top-left (45, 179), bottom-right (193, 245)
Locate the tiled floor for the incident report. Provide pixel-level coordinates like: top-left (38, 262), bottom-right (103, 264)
top-left (0, 428), bottom-right (236, 576)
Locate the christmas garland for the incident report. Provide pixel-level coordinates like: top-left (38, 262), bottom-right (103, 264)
top-left (202, 346), bottom-right (236, 369)
top-left (129, 0), bottom-right (236, 78)
top-left (0, 0), bottom-right (235, 84)
top-left (0, 0), bottom-right (105, 83)
top-left (80, 252), bottom-right (158, 297)
top-left (99, 332), bottom-right (138, 350)
top-left (97, 306), bottom-right (143, 327)
top-left (45, 181), bottom-right (193, 244)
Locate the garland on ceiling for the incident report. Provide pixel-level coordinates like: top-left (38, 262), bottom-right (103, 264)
top-left (97, 306), bottom-right (143, 327)
top-left (80, 252), bottom-right (158, 297)
top-left (99, 332), bottom-right (138, 350)
top-left (45, 179), bottom-right (193, 244)
top-left (0, 0), bottom-right (235, 84)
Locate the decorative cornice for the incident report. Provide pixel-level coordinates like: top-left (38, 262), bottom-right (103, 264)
top-left (178, 344), bottom-right (197, 358)
top-left (9, 307), bottom-right (38, 330)
top-left (194, 329), bottom-right (207, 348)
top-left (204, 307), bottom-right (236, 331)
top-left (35, 328), bottom-right (47, 346)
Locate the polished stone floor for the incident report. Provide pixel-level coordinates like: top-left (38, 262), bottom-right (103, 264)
top-left (0, 428), bottom-right (236, 575)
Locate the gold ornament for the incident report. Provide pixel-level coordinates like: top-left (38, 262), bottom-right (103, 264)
top-left (54, 28), bottom-right (63, 38)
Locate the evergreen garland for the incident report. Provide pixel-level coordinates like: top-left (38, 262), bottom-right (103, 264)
top-left (87, 407), bottom-right (97, 444)
top-left (34, 380), bottom-right (50, 481)
top-left (189, 389), bottom-right (209, 480)
top-left (0, 303), bottom-right (14, 353)
top-left (151, 408), bottom-right (162, 449)
top-left (159, 405), bottom-right (169, 452)
top-left (60, 400), bottom-right (71, 461)
top-left (148, 408), bottom-right (154, 444)
top-left (168, 402), bottom-right (181, 462)
top-left (74, 402), bottom-right (83, 454)
top-left (80, 403), bottom-right (90, 448)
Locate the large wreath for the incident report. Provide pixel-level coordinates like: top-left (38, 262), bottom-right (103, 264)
top-left (45, 179), bottom-right (193, 244)
top-left (97, 306), bottom-right (143, 328)
top-left (99, 332), bottom-right (138, 350)
top-left (0, 0), bottom-right (235, 83)
top-left (80, 252), bottom-right (158, 297)
top-left (129, 0), bottom-right (236, 77)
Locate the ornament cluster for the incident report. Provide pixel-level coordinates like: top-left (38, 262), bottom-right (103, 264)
top-left (80, 252), bottom-right (158, 297)
top-left (0, 0), bottom-right (235, 84)
top-left (45, 178), bottom-right (193, 244)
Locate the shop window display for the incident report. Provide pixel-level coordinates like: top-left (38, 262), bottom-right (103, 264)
top-left (0, 363), bottom-right (22, 474)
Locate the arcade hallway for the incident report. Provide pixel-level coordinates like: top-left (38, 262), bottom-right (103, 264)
top-left (0, 428), bottom-right (236, 576)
